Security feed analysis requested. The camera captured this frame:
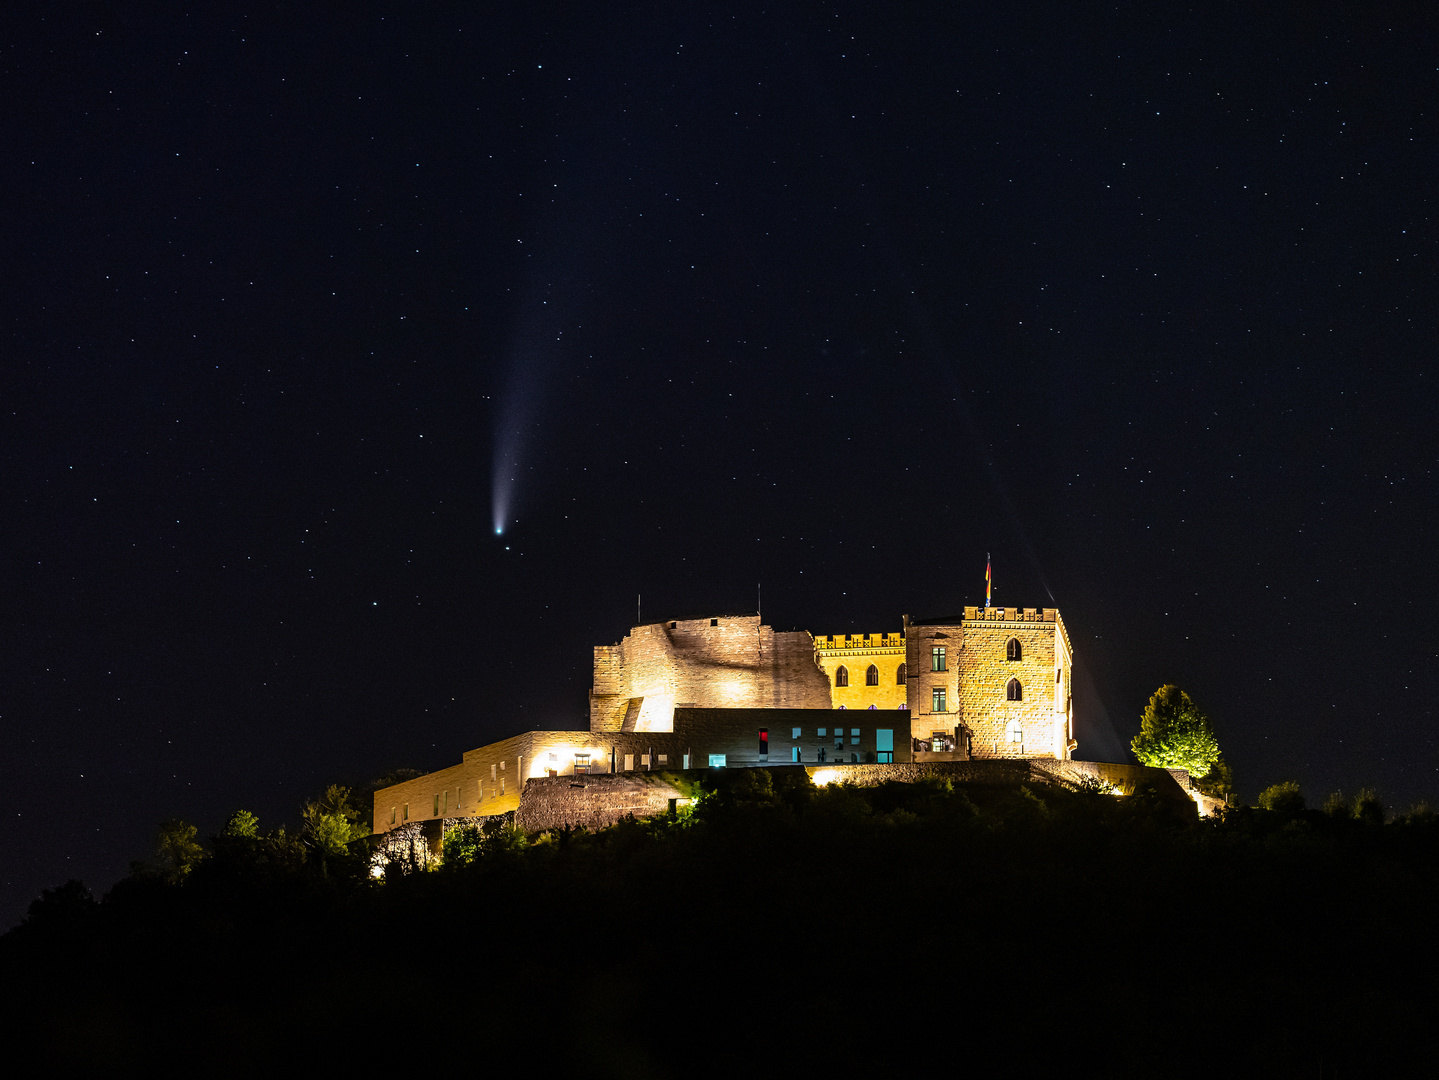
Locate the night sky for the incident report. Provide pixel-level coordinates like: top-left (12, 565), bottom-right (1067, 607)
top-left (4, 3), bottom-right (1436, 927)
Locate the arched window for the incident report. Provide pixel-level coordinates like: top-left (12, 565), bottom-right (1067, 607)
top-left (896, 663), bottom-right (907, 685)
top-left (835, 665), bottom-right (849, 687)
top-left (1006, 678), bottom-right (1022, 701)
top-left (1007, 718), bottom-right (1024, 744)
top-left (1006, 638), bottom-right (1022, 661)
top-left (866, 664), bottom-right (879, 686)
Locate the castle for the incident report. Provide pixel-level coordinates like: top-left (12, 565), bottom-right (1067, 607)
top-left (372, 603), bottom-right (1086, 835)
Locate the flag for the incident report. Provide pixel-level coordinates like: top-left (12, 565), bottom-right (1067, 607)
top-left (985, 556), bottom-right (992, 607)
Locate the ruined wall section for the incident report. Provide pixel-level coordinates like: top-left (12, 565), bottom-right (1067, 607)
top-left (769, 631), bottom-right (835, 710)
top-left (589, 615), bottom-right (830, 732)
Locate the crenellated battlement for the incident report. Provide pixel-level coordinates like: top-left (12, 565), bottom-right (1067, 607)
top-left (961, 606), bottom-right (1057, 623)
top-left (813, 632), bottom-right (905, 652)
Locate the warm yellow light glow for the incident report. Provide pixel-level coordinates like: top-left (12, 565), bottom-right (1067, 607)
top-left (812, 768), bottom-right (840, 786)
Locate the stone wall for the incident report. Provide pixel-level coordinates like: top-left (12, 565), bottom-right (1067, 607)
top-left (806, 759), bottom-right (1194, 809)
top-left (515, 774), bottom-right (687, 832)
top-left (589, 615), bottom-right (832, 731)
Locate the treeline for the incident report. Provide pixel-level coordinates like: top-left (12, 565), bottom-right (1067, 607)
top-left (4, 772), bottom-right (1437, 1076)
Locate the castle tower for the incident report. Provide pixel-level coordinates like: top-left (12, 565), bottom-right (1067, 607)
top-left (903, 606), bottom-right (1074, 760)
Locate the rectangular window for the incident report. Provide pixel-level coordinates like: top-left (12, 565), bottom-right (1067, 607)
top-left (624, 753), bottom-right (634, 771)
top-left (792, 726), bottom-right (802, 739)
top-left (657, 754), bottom-right (667, 765)
top-left (708, 754), bottom-right (727, 768)
top-left (479, 780), bottom-right (484, 799)
top-left (759, 728), bottom-right (769, 757)
top-left (683, 753), bottom-right (691, 769)
top-left (640, 753), bottom-right (651, 768)
top-left (791, 747), bottom-right (801, 763)
top-left (433, 793), bottom-right (439, 816)
top-left (500, 778), bottom-right (505, 795)
top-left (932, 646), bottom-right (947, 671)
top-left (574, 753), bottom-right (591, 774)
top-left (932, 687), bottom-right (947, 712)
top-left (402, 803), bottom-right (409, 821)
top-left (491, 764), bottom-right (497, 781)
top-left (851, 728), bottom-right (861, 744)
top-left (876, 729), bottom-right (894, 764)
top-left (818, 728), bottom-right (827, 738)
top-left (389, 807), bottom-right (396, 825)
top-left (834, 731), bottom-right (844, 748)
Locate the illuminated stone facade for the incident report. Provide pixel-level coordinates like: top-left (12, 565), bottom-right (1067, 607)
top-left (590, 615), bottom-right (832, 731)
top-left (905, 606), bottom-right (1074, 761)
top-left (812, 632), bottom-right (907, 711)
top-left (372, 604), bottom-right (1079, 837)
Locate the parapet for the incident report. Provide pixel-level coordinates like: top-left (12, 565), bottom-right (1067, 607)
top-left (961, 606), bottom-right (1057, 623)
top-left (813, 632), bottom-right (905, 651)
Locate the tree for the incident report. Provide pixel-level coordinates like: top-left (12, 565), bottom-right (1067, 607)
top-left (301, 784), bottom-right (369, 859)
top-left (1131, 684), bottom-right (1222, 779)
top-left (155, 818), bottom-right (207, 882)
top-left (220, 809), bottom-right (260, 839)
top-left (1257, 780), bottom-right (1306, 815)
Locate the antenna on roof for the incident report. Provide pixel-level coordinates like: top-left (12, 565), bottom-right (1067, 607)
top-left (637, 593), bottom-right (641, 625)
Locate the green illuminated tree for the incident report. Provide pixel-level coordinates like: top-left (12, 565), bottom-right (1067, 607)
top-left (1130, 684), bottom-right (1222, 780)
top-left (155, 818), bottom-right (207, 882)
top-left (301, 784), bottom-right (369, 859)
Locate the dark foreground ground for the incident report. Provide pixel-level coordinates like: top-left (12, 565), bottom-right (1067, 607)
top-left (4, 772), bottom-right (1433, 1077)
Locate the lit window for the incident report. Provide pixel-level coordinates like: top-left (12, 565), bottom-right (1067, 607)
top-left (1007, 637), bottom-right (1022, 661)
top-left (932, 687), bottom-right (947, 712)
top-left (657, 754), bottom-right (667, 764)
top-left (931, 646), bottom-right (946, 671)
top-left (835, 665), bottom-right (849, 687)
top-left (500, 778), bottom-right (505, 794)
top-left (818, 728), bottom-right (827, 737)
top-left (876, 729), bottom-right (894, 763)
top-left (834, 730), bottom-right (844, 748)
top-left (708, 754), bottom-right (726, 767)
top-left (851, 728), bottom-right (861, 744)
top-left (792, 727), bottom-right (802, 739)
top-left (491, 764), bottom-right (497, 781)
top-left (1007, 678), bottom-right (1022, 701)
top-left (896, 663), bottom-right (907, 684)
top-left (791, 747), bottom-right (801, 763)
top-left (866, 664), bottom-right (879, 686)
top-left (575, 753), bottom-right (591, 774)
top-left (759, 728), bottom-right (769, 757)
top-left (1007, 719), bottom-right (1023, 743)
top-left (867, 704), bottom-right (875, 710)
